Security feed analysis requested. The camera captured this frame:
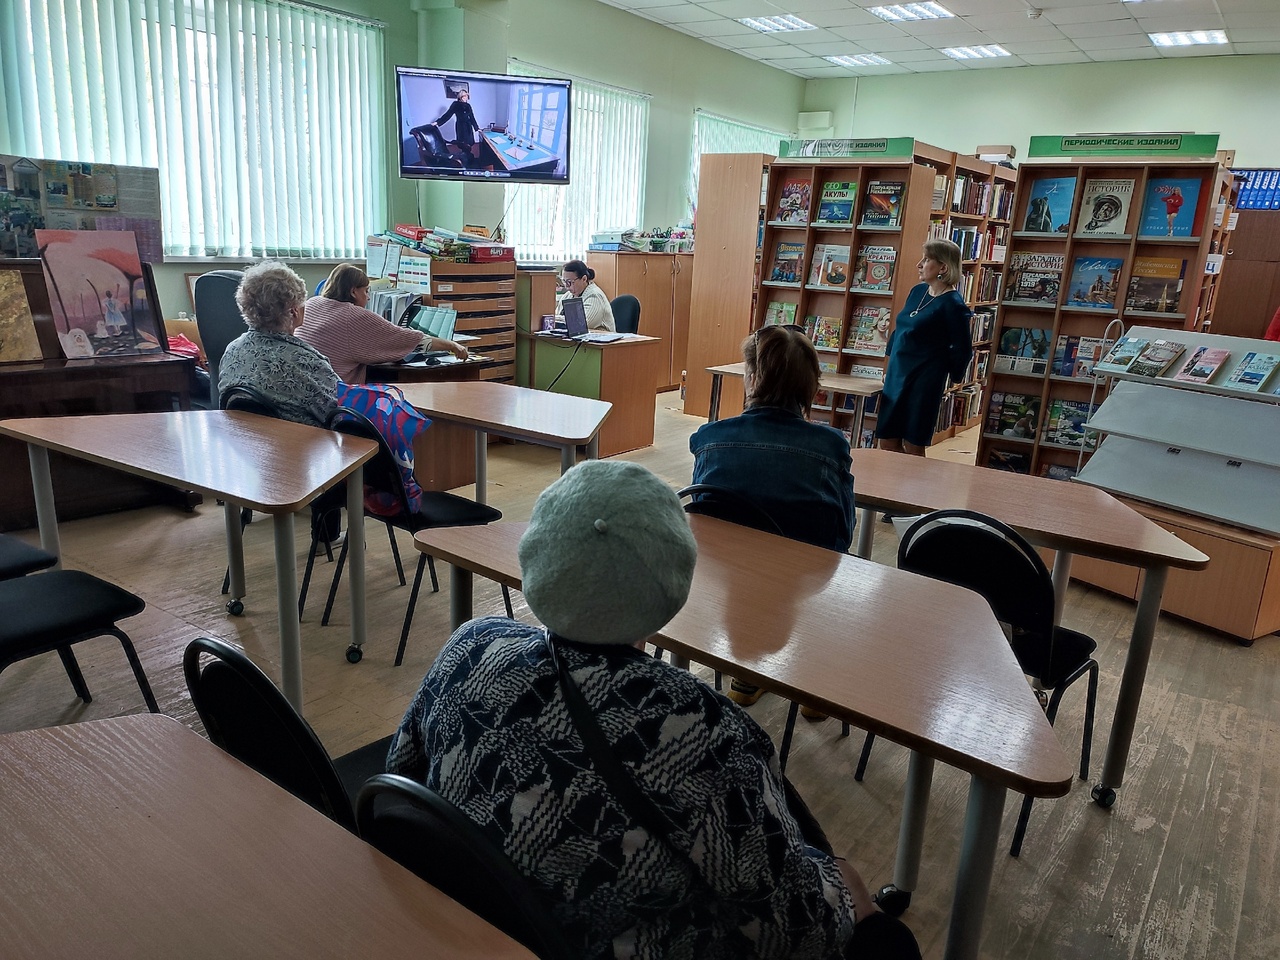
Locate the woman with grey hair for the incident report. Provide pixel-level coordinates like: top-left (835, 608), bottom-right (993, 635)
top-left (218, 261), bottom-right (339, 427)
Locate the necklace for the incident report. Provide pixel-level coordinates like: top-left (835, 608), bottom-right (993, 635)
top-left (911, 284), bottom-right (951, 316)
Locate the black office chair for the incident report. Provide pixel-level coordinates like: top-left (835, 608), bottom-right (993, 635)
top-left (0, 569), bottom-right (160, 712)
top-left (193, 270), bottom-right (249, 404)
top-left (0, 533), bottom-right (56, 580)
top-left (183, 637), bottom-right (394, 832)
top-left (357, 774), bottom-right (576, 960)
top-left (321, 409), bottom-right (510, 665)
top-left (410, 123), bottom-right (464, 169)
top-left (858, 510), bottom-right (1099, 857)
top-left (610, 294), bottom-right (641, 335)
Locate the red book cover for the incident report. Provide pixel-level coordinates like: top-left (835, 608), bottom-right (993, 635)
top-left (394, 223), bottom-right (431, 241)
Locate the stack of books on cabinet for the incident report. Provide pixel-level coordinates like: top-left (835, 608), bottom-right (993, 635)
top-left (418, 260), bottom-right (517, 382)
top-left (1068, 326), bottom-right (1280, 643)
top-left (754, 142), bottom-right (1013, 445)
top-left (978, 157), bottom-right (1236, 481)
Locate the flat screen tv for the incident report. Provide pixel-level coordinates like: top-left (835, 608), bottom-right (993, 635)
top-left (395, 66), bottom-right (571, 185)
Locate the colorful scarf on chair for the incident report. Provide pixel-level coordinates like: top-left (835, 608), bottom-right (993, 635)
top-left (335, 382), bottom-right (432, 517)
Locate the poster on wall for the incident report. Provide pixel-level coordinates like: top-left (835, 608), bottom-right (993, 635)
top-left (0, 269), bottom-right (43, 363)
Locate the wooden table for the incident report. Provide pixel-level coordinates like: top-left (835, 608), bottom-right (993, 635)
top-left (706, 361), bottom-right (883, 437)
top-left (414, 517), bottom-right (1072, 960)
top-left (399, 381), bottom-right (612, 504)
top-left (0, 715), bottom-right (533, 959)
top-left (851, 447), bottom-right (1210, 808)
top-left (0, 411), bottom-right (377, 710)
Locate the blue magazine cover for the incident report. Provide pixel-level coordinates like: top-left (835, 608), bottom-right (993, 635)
top-left (1065, 257), bottom-right (1124, 310)
top-left (1021, 176), bottom-right (1076, 234)
top-left (1139, 177), bottom-right (1201, 237)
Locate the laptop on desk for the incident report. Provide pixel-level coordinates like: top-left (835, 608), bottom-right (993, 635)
top-left (561, 297), bottom-right (624, 343)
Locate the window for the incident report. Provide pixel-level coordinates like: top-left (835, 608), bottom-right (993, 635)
top-left (503, 62), bottom-right (649, 264)
top-left (688, 109), bottom-right (787, 219)
top-left (0, 0), bottom-right (386, 259)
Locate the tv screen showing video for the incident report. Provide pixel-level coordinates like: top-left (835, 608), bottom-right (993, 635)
top-left (395, 66), bottom-right (571, 185)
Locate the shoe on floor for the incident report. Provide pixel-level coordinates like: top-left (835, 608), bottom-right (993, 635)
top-left (799, 705), bottom-right (828, 722)
top-left (727, 679), bottom-right (765, 706)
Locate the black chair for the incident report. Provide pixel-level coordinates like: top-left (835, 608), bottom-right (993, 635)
top-left (859, 509), bottom-right (1099, 857)
top-left (183, 637), bottom-right (394, 832)
top-left (0, 533), bottom-right (56, 579)
top-left (193, 270), bottom-right (249, 403)
top-left (357, 773), bottom-right (576, 960)
top-left (220, 385), bottom-right (344, 618)
top-left (410, 123), bottom-right (464, 169)
top-left (610, 294), bottom-right (641, 335)
top-left (321, 409), bottom-right (509, 665)
top-left (0, 569), bottom-right (159, 712)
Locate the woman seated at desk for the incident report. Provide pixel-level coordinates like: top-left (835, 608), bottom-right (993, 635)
top-left (557, 259), bottom-right (615, 332)
top-left (296, 263), bottom-right (468, 384)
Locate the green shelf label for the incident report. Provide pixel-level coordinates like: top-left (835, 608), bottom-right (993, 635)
top-left (1028, 134), bottom-right (1220, 158)
top-left (779, 137), bottom-right (917, 159)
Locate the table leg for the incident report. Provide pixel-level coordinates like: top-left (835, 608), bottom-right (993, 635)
top-left (853, 396), bottom-right (866, 442)
top-left (1096, 563), bottom-right (1168, 804)
top-left (707, 374), bottom-right (722, 423)
top-left (27, 444), bottom-right (61, 568)
top-left (561, 444), bottom-right (576, 475)
top-left (670, 653), bottom-right (691, 670)
top-left (346, 466), bottom-right (366, 657)
top-left (586, 434), bottom-right (600, 462)
top-left (474, 431), bottom-right (488, 505)
top-left (1050, 550), bottom-right (1073, 627)
top-left (224, 501), bottom-right (246, 602)
top-left (891, 751), bottom-right (934, 895)
top-left (855, 505), bottom-right (875, 559)
top-left (944, 776), bottom-right (1006, 960)
top-left (450, 565), bottom-right (474, 632)
top-left (272, 511), bottom-right (303, 711)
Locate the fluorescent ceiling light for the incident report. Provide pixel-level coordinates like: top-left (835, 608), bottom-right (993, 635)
top-left (1148, 30), bottom-right (1228, 47)
top-left (942, 44), bottom-right (1011, 60)
top-left (824, 54), bottom-right (893, 66)
top-left (736, 15), bottom-right (817, 33)
top-left (868, 3), bottom-right (954, 22)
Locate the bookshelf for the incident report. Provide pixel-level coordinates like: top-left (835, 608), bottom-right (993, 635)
top-left (977, 157), bottom-right (1236, 481)
top-left (1067, 326), bottom-right (1280, 642)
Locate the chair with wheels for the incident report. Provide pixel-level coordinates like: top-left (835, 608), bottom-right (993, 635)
top-left (183, 636), bottom-right (394, 831)
top-left (0, 569), bottom-right (160, 713)
top-left (193, 270), bottom-right (249, 404)
top-left (357, 773), bottom-right (576, 960)
top-left (858, 509), bottom-right (1099, 857)
top-left (610, 294), bottom-right (641, 335)
top-left (321, 409), bottom-right (509, 665)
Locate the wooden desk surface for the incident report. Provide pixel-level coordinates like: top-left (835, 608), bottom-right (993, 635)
top-left (416, 517), bottom-right (1073, 797)
top-left (0, 411), bottom-right (377, 514)
top-left (399, 380), bottom-right (612, 446)
top-left (0, 715), bottom-right (532, 960)
top-left (853, 448), bottom-right (1209, 570)
top-left (527, 331), bottom-right (661, 351)
top-left (707, 361), bottom-right (884, 398)
top-left (368, 354), bottom-right (495, 383)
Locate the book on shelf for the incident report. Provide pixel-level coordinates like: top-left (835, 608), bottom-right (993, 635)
top-left (970, 309), bottom-right (995, 343)
top-left (1093, 335), bottom-right (1150, 375)
top-left (774, 178), bottom-right (812, 223)
top-left (1223, 351), bottom-right (1280, 391)
top-left (815, 181), bottom-right (857, 224)
top-left (819, 360), bottom-right (838, 374)
top-left (1040, 462), bottom-right (1079, 481)
top-left (1043, 398), bottom-right (1100, 449)
top-left (847, 305), bottom-right (891, 356)
top-left (1065, 257), bottom-right (1124, 310)
top-left (861, 180), bottom-right (905, 228)
top-left (763, 300), bottom-right (798, 325)
top-left (814, 389), bottom-right (832, 409)
top-left (846, 361), bottom-right (883, 379)
top-left (852, 244), bottom-right (896, 291)
top-left (807, 315), bottom-right (843, 350)
top-left (1051, 335), bottom-right (1108, 378)
top-left (932, 174), bottom-right (948, 210)
top-left (1075, 178), bottom-right (1135, 236)
top-left (1138, 177), bottom-right (1201, 238)
top-left (768, 241), bottom-right (805, 283)
top-left (987, 449), bottom-right (1031, 474)
top-left (1125, 257), bottom-right (1187, 313)
top-left (1172, 345), bottom-right (1232, 384)
top-left (994, 326), bottom-right (1051, 375)
top-left (808, 243), bottom-right (851, 286)
top-left (1021, 175), bottom-right (1076, 234)
top-left (858, 428), bottom-right (876, 449)
top-left (1004, 252), bottom-right (1066, 304)
top-left (1127, 338), bottom-right (1187, 378)
top-left (985, 391), bottom-right (1041, 438)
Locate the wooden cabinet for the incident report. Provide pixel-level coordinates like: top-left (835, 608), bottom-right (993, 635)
top-left (587, 251), bottom-right (692, 391)
top-left (1213, 209), bottom-right (1280, 339)
top-left (421, 260), bottom-right (517, 383)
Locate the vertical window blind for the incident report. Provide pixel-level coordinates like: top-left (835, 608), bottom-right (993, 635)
top-left (503, 61), bottom-right (649, 264)
top-left (687, 109), bottom-right (786, 219)
top-left (0, 0), bottom-right (386, 259)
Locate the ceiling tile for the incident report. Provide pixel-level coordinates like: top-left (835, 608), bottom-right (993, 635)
top-left (1084, 46), bottom-right (1161, 60)
top-left (1000, 38), bottom-right (1085, 54)
top-left (1016, 51), bottom-right (1094, 64)
top-left (796, 9), bottom-right (886, 29)
top-left (761, 55), bottom-right (837, 67)
top-left (645, 5), bottom-right (721, 23)
top-left (683, 18), bottom-right (763, 37)
top-left (1154, 45), bottom-right (1237, 57)
top-left (829, 22), bottom-right (915, 43)
top-left (1056, 19), bottom-right (1139, 39)
top-left (1046, 5), bottom-right (1137, 26)
top-left (792, 39), bottom-right (876, 55)
top-left (1073, 32), bottom-right (1156, 50)
top-left (1131, 14), bottom-right (1229, 32)
top-left (885, 48), bottom-right (955, 61)
top-left (695, 0), bottom-right (784, 18)
top-left (1233, 40), bottom-right (1280, 53)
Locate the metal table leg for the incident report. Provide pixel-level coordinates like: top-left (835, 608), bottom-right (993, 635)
top-left (586, 434), bottom-right (600, 462)
top-left (877, 750), bottom-right (934, 916)
top-left (855, 505), bottom-right (875, 559)
top-left (707, 374), bottom-right (723, 422)
top-left (1050, 550), bottom-right (1073, 627)
top-left (450, 565), bottom-right (474, 632)
top-left (346, 465), bottom-right (366, 658)
top-left (944, 776), bottom-right (1006, 960)
top-left (224, 501), bottom-right (246, 604)
top-left (561, 443), bottom-right (576, 474)
top-left (27, 444), bottom-right (61, 568)
top-left (272, 511), bottom-right (303, 711)
top-left (474, 431), bottom-right (488, 505)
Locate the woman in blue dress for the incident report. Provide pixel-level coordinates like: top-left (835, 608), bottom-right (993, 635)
top-left (876, 239), bottom-right (972, 455)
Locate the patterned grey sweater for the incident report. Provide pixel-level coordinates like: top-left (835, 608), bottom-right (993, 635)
top-left (217, 330), bottom-right (338, 426)
top-left (388, 617), bottom-right (856, 960)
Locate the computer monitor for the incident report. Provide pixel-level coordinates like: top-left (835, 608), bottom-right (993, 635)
top-left (561, 297), bottom-right (588, 337)
top-left (422, 306), bottom-right (457, 341)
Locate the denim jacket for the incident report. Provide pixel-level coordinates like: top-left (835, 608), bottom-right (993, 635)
top-left (689, 405), bottom-right (855, 553)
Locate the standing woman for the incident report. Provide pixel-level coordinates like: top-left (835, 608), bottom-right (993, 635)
top-left (557, 260), bottom-right (616, 332)
top-left (876, 239), bottom-right (972, 456)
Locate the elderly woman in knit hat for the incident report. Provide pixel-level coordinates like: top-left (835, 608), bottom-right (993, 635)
top-left (387, 460), bottom-right (919, 960)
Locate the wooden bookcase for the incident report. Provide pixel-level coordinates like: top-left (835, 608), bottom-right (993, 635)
top-left (977, 158), bottom-right (1236, 480)
top-left (586, 251), bottom-right (693, 392)
top-left (422, 260), bottom-right (517, 383)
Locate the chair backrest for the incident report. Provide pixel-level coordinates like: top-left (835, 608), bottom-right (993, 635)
top-left (356, 774), bottom-right (576, 960)
top-left (193, 270), bottom-right (248, 401)
top-left (328, 408), bottom-right (412, 519)
top-left (676, 483), bottom-right (784, 537)
top-left (897, 509), bottom-right (1056, 639)
top-left (610, 294), bottom-right (641, 334)
top-left (182, 637), bottom-right (357, 832)
top-left (220, 383), bottom-right (284, 419)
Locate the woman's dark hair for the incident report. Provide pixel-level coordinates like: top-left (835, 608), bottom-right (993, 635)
top-left (319, 263), bottom-right (369, 304)
top-left (563, 259), bottom-right (594, 283)
top-left (741, 325), bottom-right (820, 413)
